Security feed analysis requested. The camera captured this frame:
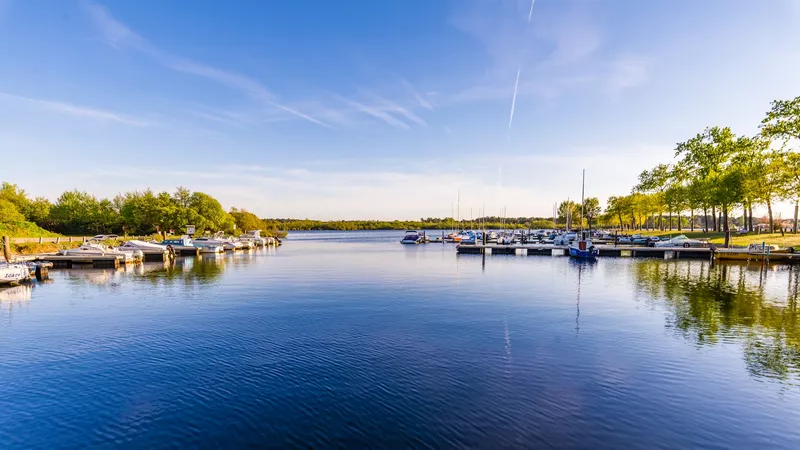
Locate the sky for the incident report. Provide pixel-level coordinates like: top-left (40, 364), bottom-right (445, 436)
top-left (1, 0), bottom-right (799, 220)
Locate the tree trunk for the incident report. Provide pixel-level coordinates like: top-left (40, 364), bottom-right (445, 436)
top-left (767, 200), bottom-right (774, 232)
top-left (677, 212), bottom-right (682, 231)
top-left (668, 211), bottom-right (673, 230)
top-left (722, 205), bottom-right (729, 232)
top-left (794, 201), bottom-right (798, 234)
top-left (703, 207), bottom-right (709, 232)
top-left (712, 205), bottom-right (717, 231)
top-left (749, 205), bottom-right (754, 231)
top-left (690, 210), bottom-right (695, 231)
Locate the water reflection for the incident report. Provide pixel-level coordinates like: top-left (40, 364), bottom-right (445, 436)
top-left (634, 260), bottom-right (800, 381)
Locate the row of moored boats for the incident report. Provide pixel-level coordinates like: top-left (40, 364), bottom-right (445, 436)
top-left (55, 230), bottom-right (279, 263)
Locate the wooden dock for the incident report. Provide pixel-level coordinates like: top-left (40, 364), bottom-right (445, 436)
top-left (456, 244), bottom-right (712, 259)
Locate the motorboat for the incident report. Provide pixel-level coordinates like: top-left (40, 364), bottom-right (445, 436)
top-left (239, 230), bottom-right (273, 246)
top-left (401, 231), bottom-right (424, 244)
top-left (0, 262), bottom-right (31, 285)
top-left (160, 236), bottom-right (198, 252)
top-left (553, 232), bottom-right (578, 246)
top-left (118, 240), bottom-right (167, 251)
top-left (59, 242), bottom-right (142, 262)
top-left (460, 231), bottom-right (478, 245)
top-left (497, 232), bottom-right (514, 245)
top-left (193, 232), bottom-right (242, 251)
top-left (715, 243), bottom-right (797, 261)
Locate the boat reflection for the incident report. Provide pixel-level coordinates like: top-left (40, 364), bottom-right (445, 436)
top-left (633, 259), bottom-right (800, 382)
top-left (0, 284), bottom-right (32, 303)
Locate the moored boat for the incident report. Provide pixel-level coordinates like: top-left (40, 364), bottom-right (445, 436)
top-left (59, 242), bottom-right (142, 263)
top-left (715, 243), bottom-right (796, 261)
top-left (569, 170), bottom-right (598, 261)
top-left (0, 262), bottom-right (31, 285)
top-left (401, 230), bottom-right (424, 244)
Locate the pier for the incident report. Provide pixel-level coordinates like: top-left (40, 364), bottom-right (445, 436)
top-left (457, 244), bottom-right (713, 259)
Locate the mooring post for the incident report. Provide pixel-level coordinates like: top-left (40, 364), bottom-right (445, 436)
top-left (2, 236), bottom-right (11, 262)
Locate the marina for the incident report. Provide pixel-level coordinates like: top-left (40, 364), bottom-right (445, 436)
top-left (3, 230), bottom-right (799, 449)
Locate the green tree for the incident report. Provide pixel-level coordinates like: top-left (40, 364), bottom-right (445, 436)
top-left (761, 96), bottom-right (800, 142)
top-left (582, 197), bottom-right (600, 231)
top-left (0, 198), bottom-right (25, 223)
top-left (230, 208), bottom-right (265, 232)
top-left (783, 152), bottom-right (800, 233)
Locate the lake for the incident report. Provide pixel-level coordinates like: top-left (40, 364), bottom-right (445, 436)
top-left (1, 230), bottom-right (799, 448)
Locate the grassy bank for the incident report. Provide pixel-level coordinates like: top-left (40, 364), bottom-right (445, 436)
top-left (0, 222), bottom-right (60, 238)
top-left (622, 230), bottom-right (800, 247)
top-left (11, 241), bottom-right (81, 255)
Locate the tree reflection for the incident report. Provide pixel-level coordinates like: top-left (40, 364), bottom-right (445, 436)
top-left (633, 260), bottom-right (800, 381)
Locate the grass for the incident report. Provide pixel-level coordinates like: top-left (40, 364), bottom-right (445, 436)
top-left (0, 222), bottom-right (60, 238)
top-left (10, 241), bottom-right (81, 256)
top-left (620, 230), bottom-right (800, 247)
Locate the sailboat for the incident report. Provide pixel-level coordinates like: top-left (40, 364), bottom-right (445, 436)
top-left (569, 170), bottom-right (598, 260)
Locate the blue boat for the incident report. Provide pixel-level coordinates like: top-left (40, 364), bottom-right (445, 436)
top-left (569, 237), bottom-right (598, 260)
top-left (569, 169), bottom-right (599, 261)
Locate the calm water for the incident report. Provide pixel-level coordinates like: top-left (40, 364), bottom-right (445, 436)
top-left (1, 231), bottom-right (799, 449)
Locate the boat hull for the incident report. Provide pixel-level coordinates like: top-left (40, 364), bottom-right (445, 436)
top-left (569, 247), bottom-right (598, 259)
top-left (715, 251), bottom-right (794, 261)
top-left (0, 264), bottom-right (31, 285)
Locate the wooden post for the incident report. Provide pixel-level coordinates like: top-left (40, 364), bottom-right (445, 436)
top-left (56, 237), bottom-right (61, 244)
top-left (2, 236), bottom-right (10, 263)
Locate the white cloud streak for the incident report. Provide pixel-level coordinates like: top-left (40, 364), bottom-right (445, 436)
top-left (528, 0), bottom-right (536, 23)
top-left (0, 92), bottom-right (149, 126)
top-left (81, 1), bottom-right (330, 128)
top-left (401, 78), bottom-right (433, 110)
top-left (508, 67), bottom-right (520, 129)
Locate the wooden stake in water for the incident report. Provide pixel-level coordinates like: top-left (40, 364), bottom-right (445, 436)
top-left (2, 236), bottom-right (11, 263)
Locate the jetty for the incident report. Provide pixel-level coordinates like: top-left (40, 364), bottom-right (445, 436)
top-left (457, 244), bottom-right (713, 259)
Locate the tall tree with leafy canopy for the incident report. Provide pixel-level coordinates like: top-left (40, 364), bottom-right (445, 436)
top-left (635, 163), bottom-right (671, 229)
top-left (761, 96), bottom-right (800, 142)
top-left (582, 197), bottom-right (601, 231)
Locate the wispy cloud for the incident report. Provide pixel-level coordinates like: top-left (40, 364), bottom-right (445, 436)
top-left (81, 0), bottom-right (330, 128)
top-left (606, 55), bottom-right (651, 94)
top-left (401, 79), bottom-right (433, 110)
top-left (527, 0), bottom-right (536, 23)
top-left (0, 92), bottom-right (149, 126)
top-left (508, 67), bottom-right (520, 129)
top-left (339, 97), bottom-right (411, 129)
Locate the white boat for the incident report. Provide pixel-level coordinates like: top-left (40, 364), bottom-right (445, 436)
top-left (239, 230), bottom-right (268, 246)
top-left (118, 240), bottom-right (168, 251)
top-left (59, 243), bottom-right (142, 263)
top-left (194, 232), bottom-right (242, 251)
top-left (0, 263), bottom-right (31, 285)
top-left (497, 232), bottom-right (514, 245)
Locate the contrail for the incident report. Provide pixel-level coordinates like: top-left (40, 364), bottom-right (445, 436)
top-left (528, 0), bottom-right (535, 22)
top-left (508, 67), bottom-right (520, 129)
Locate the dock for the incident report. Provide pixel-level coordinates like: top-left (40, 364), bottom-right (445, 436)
top-left (29, 254), bottom-right (128, 269)
top-left (456, 244), bottom-right (712, 259)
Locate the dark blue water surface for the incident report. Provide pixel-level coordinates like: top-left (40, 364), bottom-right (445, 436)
top-left (2, 231), bottom-right (799, 449)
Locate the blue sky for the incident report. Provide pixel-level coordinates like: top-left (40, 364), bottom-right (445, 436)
top-left (1, 0), bottom-right (799, 220)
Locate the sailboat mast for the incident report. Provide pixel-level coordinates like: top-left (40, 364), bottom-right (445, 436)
top-left (457, 190), bottom-right (461, 232)
top-left (581, 169), bottom-right (585, 236)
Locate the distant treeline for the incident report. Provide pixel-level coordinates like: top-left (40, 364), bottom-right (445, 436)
top-left (0, 182), bottom-right (284, 237)
top-left (263, 217), bottom-right (559, 231)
